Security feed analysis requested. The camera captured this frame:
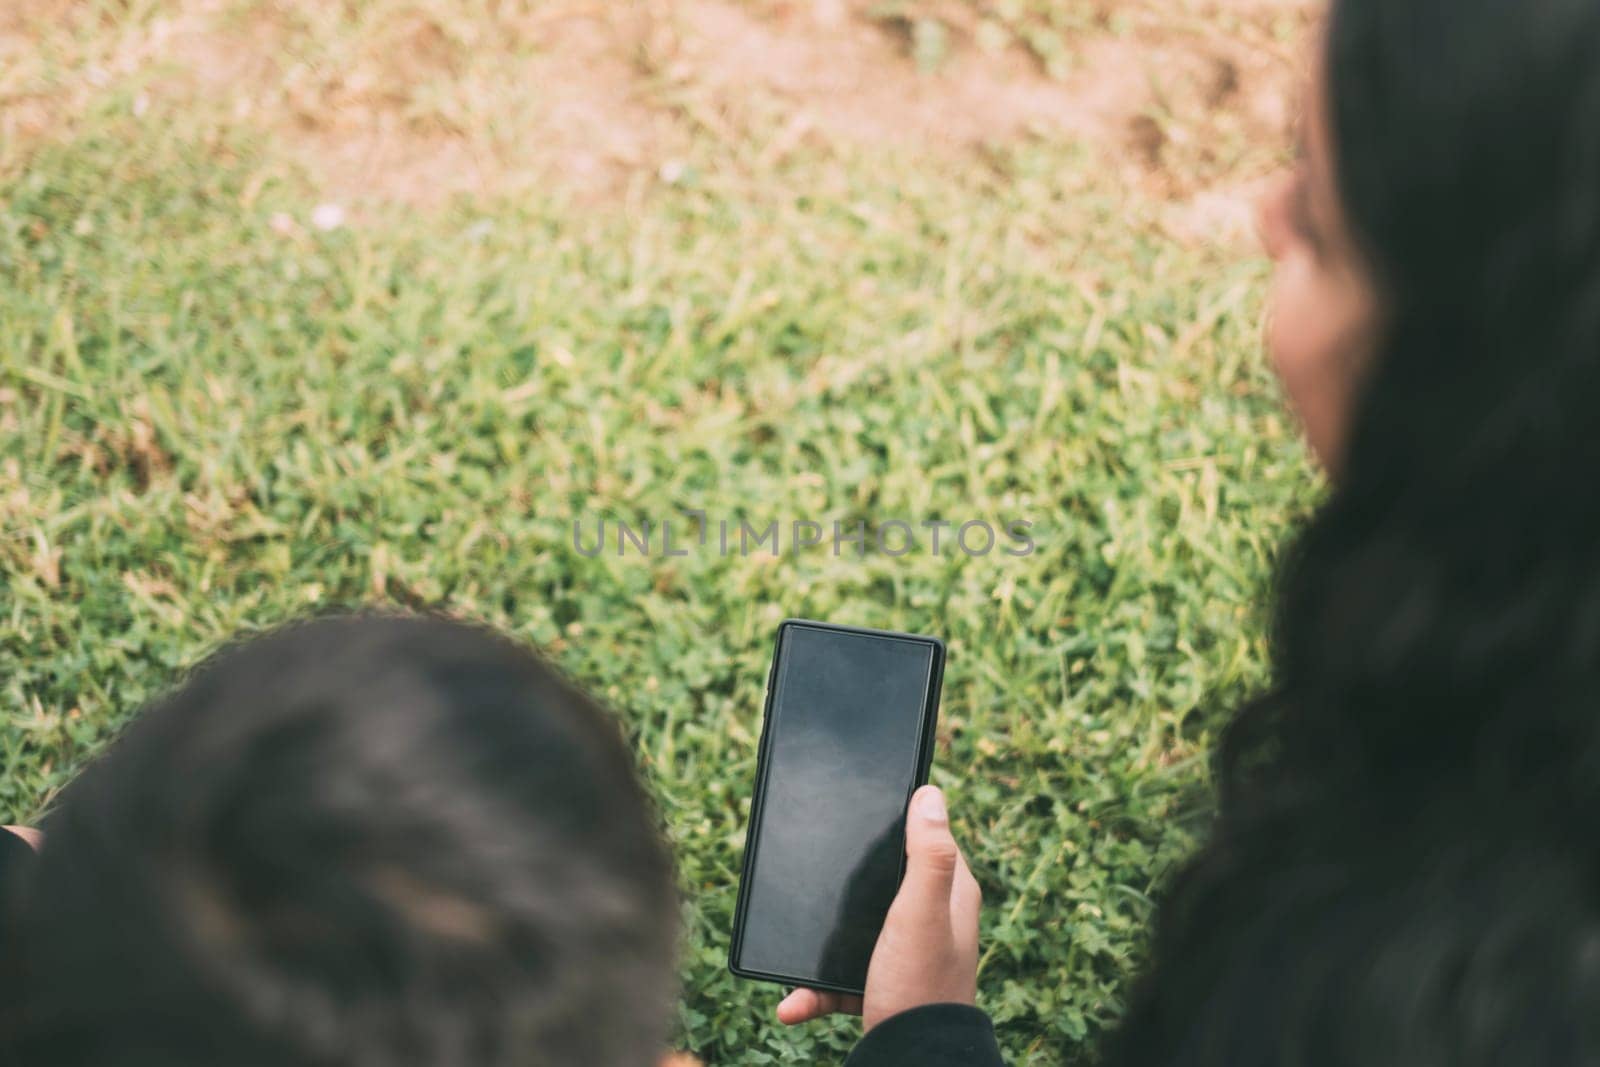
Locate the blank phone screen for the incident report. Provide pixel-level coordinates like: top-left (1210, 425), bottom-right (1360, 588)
top-left (734, 624), bottom-right (940, 991)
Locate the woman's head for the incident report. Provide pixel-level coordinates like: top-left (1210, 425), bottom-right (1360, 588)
top-left (1105, 5), bottom-right (1600, 1060)
top-left (1246, 0), bottom-right (1600, 800)
top-left (1261, 0), bottom-right (1600, 487)
top-left (1, 614), bottom-right (679, 1067)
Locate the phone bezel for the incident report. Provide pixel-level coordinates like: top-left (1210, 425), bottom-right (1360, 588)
top-left (726, 618), bottom-right (947, 995)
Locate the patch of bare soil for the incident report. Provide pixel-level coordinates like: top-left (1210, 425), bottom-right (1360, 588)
top-left (662, 2), bottom-right (1105, 148)
top-left (3, 0), bottom-right (1315, 244)
top-left (164, 4), bottom-right (667, 205)
top-left (650, 0), bottom-right (1310, 243)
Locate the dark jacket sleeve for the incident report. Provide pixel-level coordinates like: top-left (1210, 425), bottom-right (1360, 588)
top-left (844, 1004), bottom-right (1006, 1067)
top-left (0, 828), bottom-right (34, 892)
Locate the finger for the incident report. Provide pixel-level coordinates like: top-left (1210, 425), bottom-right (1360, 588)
top-left (775, 988), bottom-right (863, 1025)
top-left (899, 786), bottom-right (963, 924)
top-left (3, 826), bottom-right (42, 851)
top-left (951, 850), bottom-right (982, 961)
top-left (776, 988), bottom-right (859, 1024)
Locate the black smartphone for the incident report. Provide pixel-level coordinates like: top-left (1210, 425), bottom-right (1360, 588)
top-left (728, 619), bottom-right (946, 995)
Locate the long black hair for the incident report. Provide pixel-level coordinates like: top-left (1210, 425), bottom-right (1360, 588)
top-left (1103, 1), bottom-right (1600, 1063)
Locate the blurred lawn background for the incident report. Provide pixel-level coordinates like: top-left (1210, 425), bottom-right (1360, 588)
top-left (1, 1), bottom-right (1318, 1062)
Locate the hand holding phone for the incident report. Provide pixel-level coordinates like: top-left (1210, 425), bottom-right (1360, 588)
top-left (775, 785), bottom-right (981, 1031)
top-left (729, 621), bottom-right (947, 995)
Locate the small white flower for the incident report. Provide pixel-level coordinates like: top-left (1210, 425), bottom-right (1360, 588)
top-left (269, 212), bottom-right (296, 236)
top-left (658, 160), bottom-right (688, 185)
top-left (311, 203), bottom-right (346, 231)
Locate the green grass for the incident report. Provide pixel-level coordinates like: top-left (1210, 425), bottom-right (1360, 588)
top-left (1, 45), bottom-right (1315, 1067)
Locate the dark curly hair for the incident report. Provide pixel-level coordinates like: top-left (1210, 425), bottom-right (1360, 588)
top-left (0, 614), bottom-right (678, 1067)
top-left (1102, 1), bottom-right (1600, 1063)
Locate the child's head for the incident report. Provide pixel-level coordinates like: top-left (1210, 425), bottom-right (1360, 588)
top-left (1, 614), bottom-right (678, 1066)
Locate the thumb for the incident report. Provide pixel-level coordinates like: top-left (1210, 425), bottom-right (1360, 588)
top-left (898, 786), bottom-right (960, 921)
